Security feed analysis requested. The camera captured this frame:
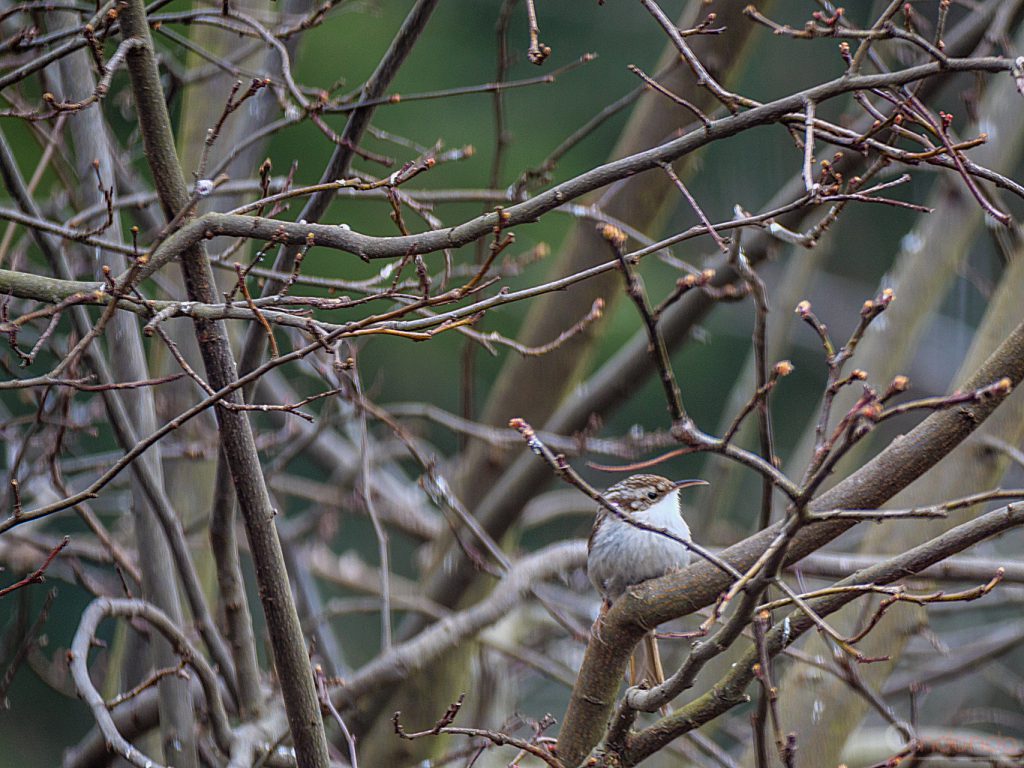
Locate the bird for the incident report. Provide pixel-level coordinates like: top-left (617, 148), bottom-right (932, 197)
top-left (587, 473), bottom-right (708, 690)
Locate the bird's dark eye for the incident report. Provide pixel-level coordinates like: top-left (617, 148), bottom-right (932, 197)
top-left (647, 491), bottom-right (658, 500)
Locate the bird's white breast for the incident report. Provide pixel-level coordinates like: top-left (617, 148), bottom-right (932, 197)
top-left (588, 493), bottom-right (691, 601)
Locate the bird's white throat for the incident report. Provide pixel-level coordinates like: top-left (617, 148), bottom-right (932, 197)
top-left (637, 491), bottom-right (685, 528)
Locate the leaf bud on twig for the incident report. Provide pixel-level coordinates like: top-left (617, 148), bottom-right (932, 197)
top-left (598, 223), bottom-right (628, 248)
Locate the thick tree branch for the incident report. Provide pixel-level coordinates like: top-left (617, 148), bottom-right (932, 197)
top-left (556, 315), bottom-right (1024, 766)
top-left (117, 4), bottom-right (329, 765)
top-left (620, 503), bottom-right (1024, 765)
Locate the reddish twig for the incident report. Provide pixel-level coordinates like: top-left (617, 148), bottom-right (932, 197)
top-left (0, 535), bottom-right (69, 598)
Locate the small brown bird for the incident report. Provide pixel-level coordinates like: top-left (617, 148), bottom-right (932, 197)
top-left (587, 474), bottom-right (707, 688)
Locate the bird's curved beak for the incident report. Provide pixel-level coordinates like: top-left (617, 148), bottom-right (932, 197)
top-left (672, 479), bottom-right (709, 490)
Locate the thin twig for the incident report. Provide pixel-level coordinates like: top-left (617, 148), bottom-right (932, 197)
top-left (0, 535), bottom-right (69, 597)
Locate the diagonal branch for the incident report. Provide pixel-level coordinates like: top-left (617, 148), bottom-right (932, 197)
top-left (117, 4), bottom-right (329, 765)
top-left (556, 314), bottom-right (1024, 766)
top-left (621, 503), bottom-right (1023, 765)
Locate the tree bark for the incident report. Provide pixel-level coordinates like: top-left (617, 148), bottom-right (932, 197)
top-left (118, 5), bottom-right (329, 765)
